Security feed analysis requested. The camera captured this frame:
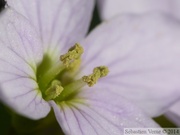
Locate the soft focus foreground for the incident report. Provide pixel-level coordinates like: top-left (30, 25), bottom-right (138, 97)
top-left (97, 0), bottom-right (180, 129)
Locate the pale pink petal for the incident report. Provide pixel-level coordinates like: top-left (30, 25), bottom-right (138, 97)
top-left (170, 0), bottom-right (180, 20)
top-left (79, 13), bottom-right (180, 117)
top-left (165, 101), bottom-right (180, 126)
top-left (97, 0), bottom-right (172, 20)
top-left (50, 88), bottom-right (159, 135)
top-left (0, 8), bottom-right (50, 119)
top-left (6, 0), bottom-right (95, 60)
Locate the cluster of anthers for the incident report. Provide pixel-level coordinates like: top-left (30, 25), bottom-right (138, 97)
top-left (39, 43), bottom-right (109, 101)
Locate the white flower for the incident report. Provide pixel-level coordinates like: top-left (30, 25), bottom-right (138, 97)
top-left (0, 0), bottom-right (180, 134)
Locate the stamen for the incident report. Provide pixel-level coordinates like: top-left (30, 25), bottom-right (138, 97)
top-left (45, 80), bottom-right (64, 100)
top-left (67, 58), bottom-right (81, 72)
top-left (38, 61), bottom-right (65, 91)
top-left (82, 66), bottom-right (109, 87)
top-left (60, 43), bottom-right (84, 68)
top-left (55, 79), bottom-right (86, 102)
top-left (54, 66), bottom-right (109, 102)
top-left (38, 43), bottom-right (109, 102)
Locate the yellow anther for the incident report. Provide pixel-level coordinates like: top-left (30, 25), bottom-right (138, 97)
top-left (45, 80), bottom-right (64, 100)
top-left (60, 43), bottom-right (84, 68)
top-left (82, 66), bottom-right (109, 87)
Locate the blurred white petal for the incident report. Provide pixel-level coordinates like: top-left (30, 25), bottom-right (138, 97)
top-left (0, 8), bottom-right (50, 119)
top-left (97, 0), bottom-right (172, 20)
top-left (50, 88), bottom-right (159, 135)
top-left (7, 0), bottom-right (95, 59)
top-left (80, 13), bottom-right (180, 117)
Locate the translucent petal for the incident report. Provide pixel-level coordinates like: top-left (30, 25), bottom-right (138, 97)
top-left (165, 101), bottom-right (180, 126)
top-left (7, 0), bottom-right (95, 60)
top-left (50, 88), bottom-right (159, 135)
top-left (0, 8), bottom-right (50, 119)
top-left (97, 0), bottom-right (172, 20)
top-left (170, 0), bottom-right (180, 21)
top-left (79, 13), bottom-right (180, 117)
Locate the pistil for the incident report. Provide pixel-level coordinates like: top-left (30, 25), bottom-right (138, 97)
top-left (55, 79), bottom-right (86, 102)
top-left (38, 61), bottom-right (65, 91)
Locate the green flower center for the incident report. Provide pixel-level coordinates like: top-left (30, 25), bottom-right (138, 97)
top-left (36, 43), bottom-right (109, 102)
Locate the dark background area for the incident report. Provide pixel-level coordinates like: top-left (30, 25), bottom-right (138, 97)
top-left (0, 0), bottom-right (6, 11)
top-left (0, 1), bottom-right (11, 135)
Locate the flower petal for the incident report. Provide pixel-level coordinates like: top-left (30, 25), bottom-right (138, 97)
top-left (79, 13), bottom-right (180, 117)
top-left (97, 0), bottom-right (172, 20)
top-left (165, 101), bottom-right (180, 126)
top-left (50, 88), bottom-right (159, 135)
top-left (0, 8), bottom-right (50, 119)
top-left (170, 0), bottom-right (180, 21)
top-left (7, 0), bottom-right (95, 59)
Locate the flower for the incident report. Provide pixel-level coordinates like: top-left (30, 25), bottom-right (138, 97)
top-left (0, 0), bottom-right (180, 134)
